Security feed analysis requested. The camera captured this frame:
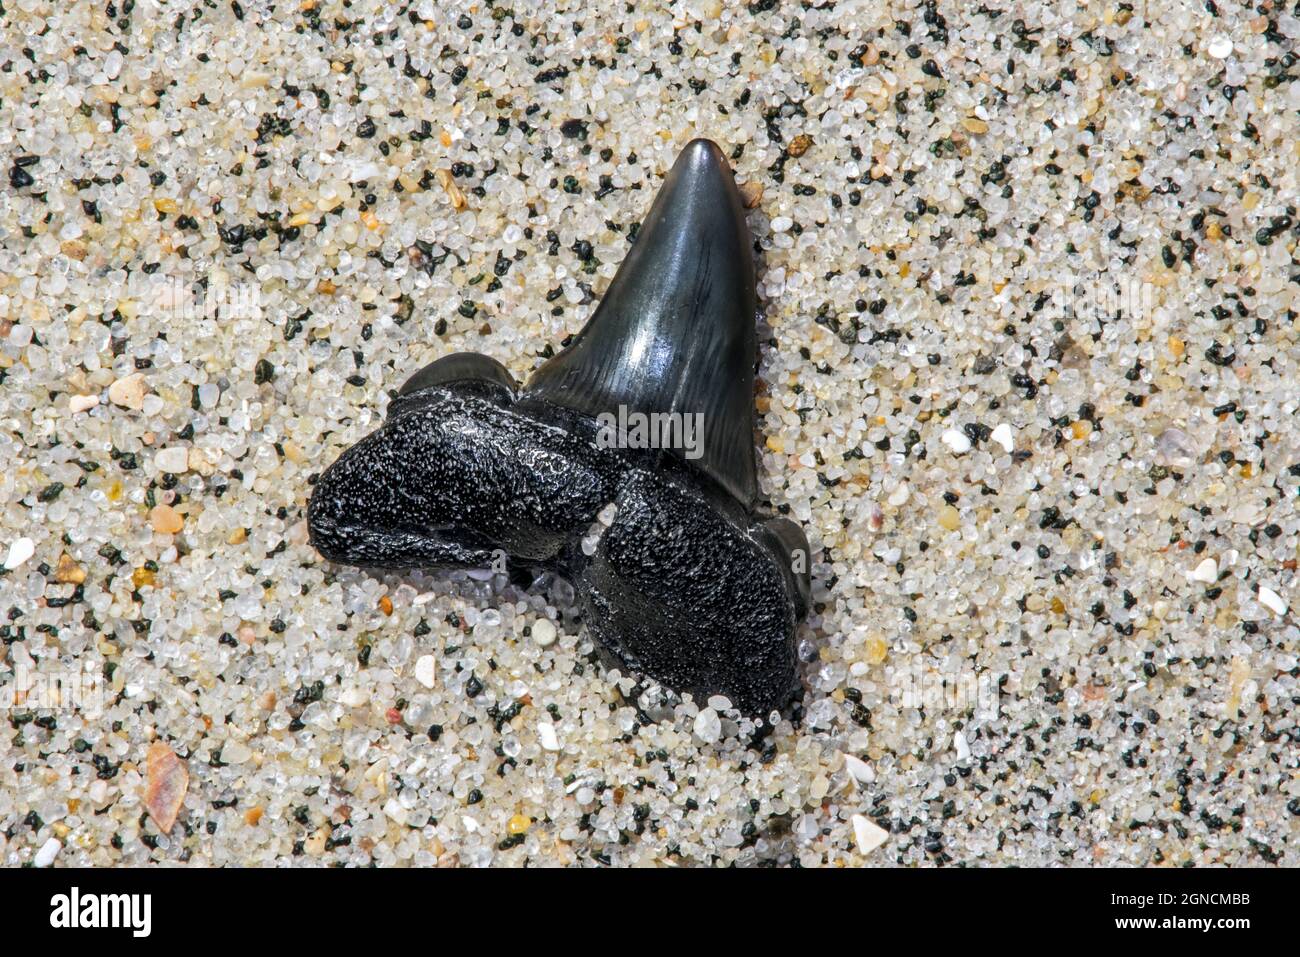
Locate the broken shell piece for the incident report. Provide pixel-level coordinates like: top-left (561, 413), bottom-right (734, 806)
top-left (108, 372), bottom-right (147, 410)
top-left (1257, 585), bottom-right (1287, 617)
top-left (851, 813), bottom-right (889, 856)
top-left (144, 741), bottom-right (189, 833)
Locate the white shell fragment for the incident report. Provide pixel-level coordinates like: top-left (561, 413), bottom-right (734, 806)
top-left (1257, 586), bottom-right (1287, 618)
top-left (34, 837), bottom-right (62, 868)
top-left (531, 618), bottom-right (558, 648)
top-left (851, 814), bottom-right (889, 856)
top-left (843, 753), bottom-right (875, 786)
top-left (990, 422), bottom-right (1014, 453)
top-left (414, 654), bottom-right (437, 689)
top-left (1208, 36), bottom-right (1233, 58)
top-left (941, 428), bottom-right (972, 454)
top-left (4, 537), bottom-right (35, 571)
top-left (954, 731), bottom-right (971, 761)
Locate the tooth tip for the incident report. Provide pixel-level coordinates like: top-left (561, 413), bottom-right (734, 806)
top-left (667, 138), bottom-right (740, 202)
top-left (678, 137), bottom-right (731, 170)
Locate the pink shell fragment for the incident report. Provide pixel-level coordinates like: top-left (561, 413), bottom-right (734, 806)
top-left (144, 741), bottom-right (189, 832)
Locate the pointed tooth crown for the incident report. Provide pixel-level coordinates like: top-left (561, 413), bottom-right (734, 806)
top-left (523, 138), bottom-right (760, 507)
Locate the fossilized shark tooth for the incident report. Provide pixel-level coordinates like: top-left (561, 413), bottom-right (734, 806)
top-left (308, 138), bottom-right (810, 716)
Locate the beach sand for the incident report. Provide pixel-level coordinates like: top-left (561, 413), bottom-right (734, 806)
top-left (1, 0), bottom-right (1296, 866)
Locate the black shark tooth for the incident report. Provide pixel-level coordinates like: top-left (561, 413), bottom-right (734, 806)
top-left (308, 138), bottom-right (811, 716)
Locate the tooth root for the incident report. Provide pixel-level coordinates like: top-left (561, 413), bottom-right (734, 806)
top-left (523, 138), bottom-right (760, 508)
top-left (398, 351), bottom-right (517, 401)
top-left (574, 472), bottom-right (799, 714)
